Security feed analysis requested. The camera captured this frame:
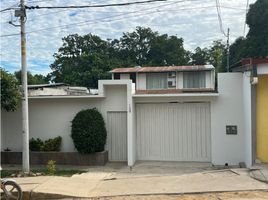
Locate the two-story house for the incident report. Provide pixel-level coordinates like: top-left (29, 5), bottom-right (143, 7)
top-left (110, 65), bottom-right (215, 94)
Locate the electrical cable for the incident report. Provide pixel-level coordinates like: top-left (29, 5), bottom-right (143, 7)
top-left (215, 0), bottom-right (227, 37)
top-left (25, 0), bottom-right (168, 10)
top-left (243, 0), bottom-right (249, 37)
top-left (0, 0), bottom-right (187, 37)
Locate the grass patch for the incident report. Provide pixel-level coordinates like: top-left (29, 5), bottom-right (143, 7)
top-left (1, 169), bottom-right (87, 178)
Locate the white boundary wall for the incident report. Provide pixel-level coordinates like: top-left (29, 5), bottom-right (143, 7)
top-left (1, 75), bottom-right (252, 167)
top-left (211, 73), bottom-right (246, 166)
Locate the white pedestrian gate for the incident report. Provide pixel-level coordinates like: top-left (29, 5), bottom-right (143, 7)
top-left (136, 103), bottom-right (211, 162)
top-left (107, 111), bottom-right (127, 161)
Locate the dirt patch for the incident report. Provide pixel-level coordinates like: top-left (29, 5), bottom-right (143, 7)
top-left (93, 191), bottom-right (268, 200)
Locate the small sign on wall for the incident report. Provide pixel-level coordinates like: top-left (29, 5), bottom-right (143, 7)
top-left (226, 125), bottom-right (238, 135)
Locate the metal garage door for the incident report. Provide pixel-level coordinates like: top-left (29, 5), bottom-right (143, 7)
top-left (107, 112), bottom-right (127, 161)
top-left (136, 103), bottom-right (211, 162)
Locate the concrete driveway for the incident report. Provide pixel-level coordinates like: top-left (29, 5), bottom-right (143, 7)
top-left (72, 161), bottom-right (214, 179)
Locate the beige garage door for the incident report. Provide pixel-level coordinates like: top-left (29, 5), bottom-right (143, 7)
top-left (136, 103), bottom-right (211, 162)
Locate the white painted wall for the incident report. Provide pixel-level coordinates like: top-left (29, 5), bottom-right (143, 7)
top-left (257, 64), bottom-right (268, 75)
top-left (1, 98), bottom-right (103, 152)
top-left (2, 75), bottom-right (251, 167)
top-left (211, 73), bottom-right (245, 166)
top-left (136, 73), bottom-right (146, 90)
top-left (1, 83), bottom-right (128, 153)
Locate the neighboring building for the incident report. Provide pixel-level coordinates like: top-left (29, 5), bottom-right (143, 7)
top-left (231, 58), bottom-right (268, 164)
top-left (110, 65), bottom-right (215, 94)
top-left (28, 83), bottom-right (90, 96)
top-left (2, 61), bottom-right (267, 168)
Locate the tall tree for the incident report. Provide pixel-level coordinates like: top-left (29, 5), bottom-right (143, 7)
top-left (148, 34), bottom-right (190, 66)
top-left (1, 69), bottom-right (21, 112)
top-left (229, 0), bottom-right (268, 64)
top-left (191, 47), bottom-right (209, 65)
top-left (50, 34), bottom-right (113, 88)
top-left (207, 40), bottom-right (226, 73)
top-left (117, 27), bottom-right (157, 66)
top-left (50, 27), bottom-right (191, 88)
top-left (14, 70), bottom-right (49, 85)
top-left (191, 40), bottom-right (226, 72)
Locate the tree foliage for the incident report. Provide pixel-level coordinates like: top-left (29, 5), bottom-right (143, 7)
top-left (14, 70), bottom-right (49, 85)
top-left (1, 69), bottom-right (21, 112)
top-left (50, 27), bottom-right (190, 88)
top-left (191, 40), bottom-right (226, 72)
top-left (229, 0), bottom-right (268, 64)
top-left (50, 34), bottom-right (113, 88)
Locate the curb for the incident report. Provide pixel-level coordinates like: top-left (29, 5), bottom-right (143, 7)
top-left (22, 189), bottom-right (268, 200)
top-left (23, 191), bottom-right (73, 200)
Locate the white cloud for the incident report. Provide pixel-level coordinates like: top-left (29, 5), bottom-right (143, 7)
top-left (0, 0), bottom-right (256, 74)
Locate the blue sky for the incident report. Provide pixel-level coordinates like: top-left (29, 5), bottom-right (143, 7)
top-left (0, 0), bottom-right (256, 75)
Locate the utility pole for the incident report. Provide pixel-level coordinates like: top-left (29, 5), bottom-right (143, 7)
top-left (17, 0), bottom-right (30, 172)
top-left (226, 28), bottom-right (230, 72)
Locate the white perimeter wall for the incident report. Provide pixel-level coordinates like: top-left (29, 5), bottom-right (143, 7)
top-left (211, 73), bottom-right (246, 166)
top-left (2, 76), bottom-right (251, 167)
top-left (1, 85), bottom-right (128, 152)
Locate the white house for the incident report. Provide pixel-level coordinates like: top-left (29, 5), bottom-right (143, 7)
top-left (1, 61), bottom-right (267, 167)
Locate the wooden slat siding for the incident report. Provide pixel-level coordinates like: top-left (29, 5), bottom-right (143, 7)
top-left (107, 112), bottom-right (127, 161)
top-left (136, 103), bottom-right (211, 162)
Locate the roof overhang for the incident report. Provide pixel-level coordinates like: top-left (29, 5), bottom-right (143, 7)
top-left (231, 58), bottom-right (268, 72)
top-left (110, 65), bottom-right (214, 73)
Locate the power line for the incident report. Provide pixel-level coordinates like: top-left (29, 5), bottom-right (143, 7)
top-left (1, 0), bottom-right (245, 38)
top-left (243, 0), bottom-right (249, 37)
top-left (0, 3), bottom-right (19, 13)
top-left (0, 0), bottom-right (188, 37)
top-left (25, 0), bottom-right (168, 10)
top-left (215, 0), bottom-right (227, 37)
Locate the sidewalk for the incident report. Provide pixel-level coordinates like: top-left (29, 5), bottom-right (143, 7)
top-left (14, 168), bottom-right (268, 199)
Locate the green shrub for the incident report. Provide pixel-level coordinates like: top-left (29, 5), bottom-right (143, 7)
top-left (71, 108), bottom-right (107, 154)
top-left (47, 160), bottom-right (56, 175)
top-left (29, 136), bottom-right (62, 151)
top-left (29, 138), bottom-right (44, 151)
top-left (41, 136), bottom-right (62, 151)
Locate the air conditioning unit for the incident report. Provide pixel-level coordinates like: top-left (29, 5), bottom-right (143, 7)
top-left (168, 80), bottom-right (176, 88)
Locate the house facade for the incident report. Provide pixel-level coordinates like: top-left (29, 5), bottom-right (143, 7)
top-left (110, 65), bottom-right (215, 94)
top-left (1, 61), bottom-right (267, 167)
top-left (231, 58), bottom-right (268, 164)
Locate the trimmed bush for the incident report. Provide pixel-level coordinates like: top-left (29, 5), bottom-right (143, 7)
top-left (29, 138), bottom-right (44, 151)
top-left (41, 136), bottom-right (62, 152)
top-left (29, 136), bottom-right (62, 151)
top-left (71, 108), bottom-right (107, 154)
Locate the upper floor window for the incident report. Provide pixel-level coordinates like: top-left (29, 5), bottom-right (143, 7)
top-left (146, 73), bottom-right (167, 90)
top-left (183, 71), bottom-right (206, 88)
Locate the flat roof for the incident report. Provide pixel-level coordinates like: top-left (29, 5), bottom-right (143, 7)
top-left (110, 65), bottom-right (214, 73)
top-left (29, 95), bottom-right (104, 99)
top-left (28, 83), bottom-right (66, 89)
